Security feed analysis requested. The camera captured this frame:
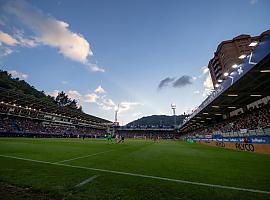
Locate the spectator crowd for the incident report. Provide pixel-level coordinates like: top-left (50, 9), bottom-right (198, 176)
top-left (186, 103), bottom-right (270, 137)
top-left (0, 116), bottom-right (106, 138)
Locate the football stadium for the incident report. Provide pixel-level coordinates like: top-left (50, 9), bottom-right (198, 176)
top-left (0, 1), bottom-right (270, 200)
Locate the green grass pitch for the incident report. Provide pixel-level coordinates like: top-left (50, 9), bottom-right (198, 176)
top-left (0, 138), bottom-right (270, 200)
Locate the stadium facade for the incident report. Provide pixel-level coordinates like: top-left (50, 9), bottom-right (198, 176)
top-left (208, 30), bottom-right (270, 87)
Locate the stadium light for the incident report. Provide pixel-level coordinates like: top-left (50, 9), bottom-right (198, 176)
top-left (196, 117), bottom-right (201, 119)
top-left (202, 113), bottom-right (208, 115)
top-left (217, 79), bottom-right (223, 83)
top-left (249, 41), bottom-right (258, 47)
top-left (232, 64), bottom-right (238, 69)
top-left (238, 55), bottom-right (246, 59)
top-left (228, 106), bottom-right (236, 109)
top-left (260, 70), bottom-right (270, 73)
top-left (215, 113), bottom-right (222, 116)
top-left (206, 117), bottom-right (212, 120)
top-left (250, 94), bottom-right (262, 97)
top-left (227, 94), bottom-right (238, 97)
top-left (224, 72), bottom-right (229, 76)
top-left (200, 121), bottom-right (205, 123)
top-left (171, 104), bottom-right (177, 128)
top-left (212, 106), bottom-right (219, 108)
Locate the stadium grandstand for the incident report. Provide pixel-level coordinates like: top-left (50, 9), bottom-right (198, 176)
top-left (0, 86), bottom-right (112, 138)
top-left (116, 126), bottom-right (177, 140)
top-left (179, 34), bottom-right (270, 154)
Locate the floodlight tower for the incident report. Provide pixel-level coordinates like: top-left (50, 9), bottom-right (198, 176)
top-left (114, 104), bottom-right (119, 123)
top-left (171, 103), bottom-right (177, 128)
top-left (112, 104), bottom-right (120, 136)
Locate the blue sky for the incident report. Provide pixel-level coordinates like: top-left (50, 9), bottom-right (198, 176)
top-left (0, 0), bottom-right (269, 124)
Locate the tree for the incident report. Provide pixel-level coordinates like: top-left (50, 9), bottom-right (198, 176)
top-left (0, 70), bottom-right (84, 112)
top-left (55, 91), bottom-right (82, 111)
top-left (55, 91), bottom-right (71, 107)
top-left (66, 99), bottom-right (78, 110)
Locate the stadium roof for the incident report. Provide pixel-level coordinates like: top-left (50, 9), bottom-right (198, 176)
top-left (0, 87), bottom-right (111, 124)
top-left (180, 36), bottom-right (270, 131)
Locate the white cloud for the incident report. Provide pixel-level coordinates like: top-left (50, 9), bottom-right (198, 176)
top-left (5, 0), bottom-right (91, 62)
top-left (47, 90), bottom-right (82, 101)
top-left (13, 29), bottom-right (38, 47)
top-left (118, 102), bottom-right (142, 113)
top-left (202, 72), bottom-right (214, 97)
top-left (88, 94), bottom-right (141, 113)
top-left (4, 0), bottom-right (104, 72)
top-left (47, 89), bottom-right (59, 97)
top-left (0, 31), bottom-right (18, 46)
top-left (201, 66), bottom-right (209, 74)
top-left (193, 90), bottom-right (200, 94)
top-left (85, 93), bottom-right (99, 103)
top-left (103, 99), bottom-right (115, 109)
top-left (0, 46), bottom-right (13, 56)
top-left (47, 86), bottom-right (142, 116)
top-left (95, 85), bottom-right (106, 94)
top-left (98, 98), bottom-right (115, 110)
top-left (87, 63), bottom-right (105, 72)
top-left (8, 70), bottom-right (28, 80)
top-left (0, 30), bottom-right (37, 57)
top-left (66, 90), bottom-right (82, 101)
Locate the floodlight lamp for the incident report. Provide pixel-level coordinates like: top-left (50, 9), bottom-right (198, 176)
top-left (171, 103), bottom-right (176, 109)
top-left (238, 55), bottom-right (246, 59)
top-left (250, 94), bottom-right (262, 97)
top-left (232, 64), bottom-right (238, 69)
top-left (249, 41), bottom-right (258, 47)
top-left (260, 70), bottom-right (270, 73)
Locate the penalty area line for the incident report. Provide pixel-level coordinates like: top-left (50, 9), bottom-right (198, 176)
top-left (0, 154), bottom-right (269, 195)
top-left (54, 149), bottom-right (115, 164)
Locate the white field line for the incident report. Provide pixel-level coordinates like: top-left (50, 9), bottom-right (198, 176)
top-left (54, 150), bottom-right (115, 164)
top-left (75, 175), bottom-right (99, 188)
top-left (0, 154), bottom-right (270, 195)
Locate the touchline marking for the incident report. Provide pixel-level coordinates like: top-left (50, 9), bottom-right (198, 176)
top-left (0, 154), bottom-right (269, 195)
top-left (54, 150), bottom-right (115, 164)
top-left (75, 175), bottom-right (99, 188)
